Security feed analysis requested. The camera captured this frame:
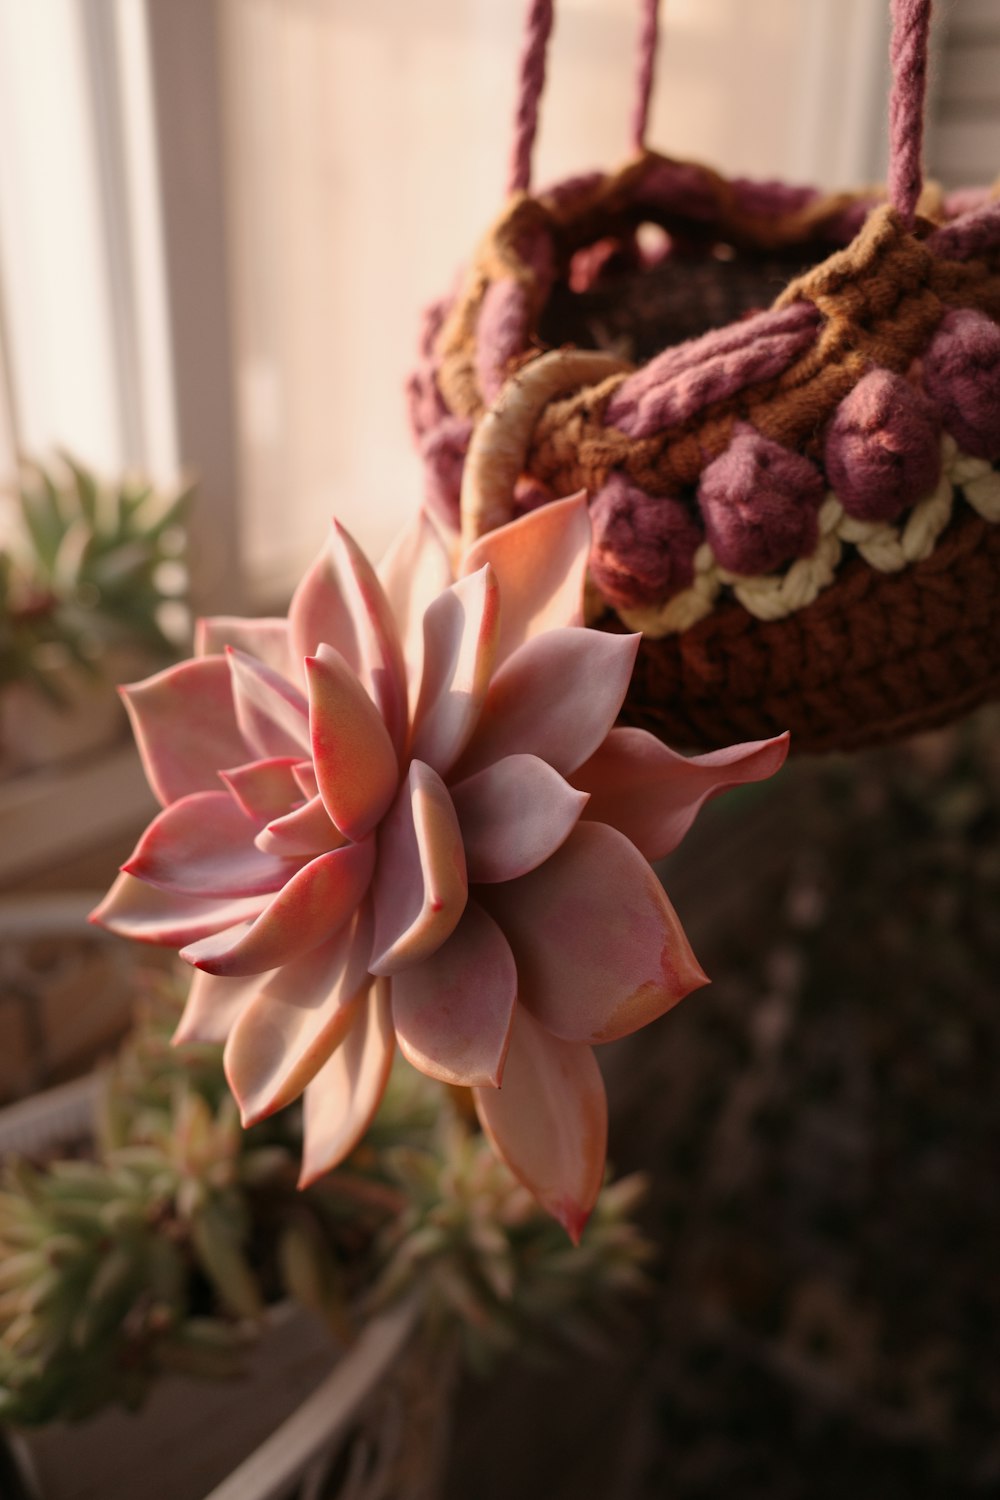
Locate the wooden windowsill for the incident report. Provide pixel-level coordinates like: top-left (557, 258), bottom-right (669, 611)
top-left (0, 742), bottom-right (156, 885)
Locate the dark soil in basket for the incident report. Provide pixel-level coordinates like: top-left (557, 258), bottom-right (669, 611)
top-left (539, 245), bottom-right (810, 363)
top-left (445, 705), bottom-right (1000, 1500)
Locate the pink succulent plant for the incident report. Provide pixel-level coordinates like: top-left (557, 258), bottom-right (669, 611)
top-left (92, 495), bottom-right (788, 1240)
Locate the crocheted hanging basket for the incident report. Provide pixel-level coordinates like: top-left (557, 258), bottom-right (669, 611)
top-left (408, 0), bottom-right (1000, 754)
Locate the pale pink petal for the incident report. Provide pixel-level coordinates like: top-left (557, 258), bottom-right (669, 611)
top-left (298, 981), bottom-right (395, 1187)
top-left (290, 521), bottom-right (408, 751)
top-left (292, 761), bottom-right (319, 799)
top-left (122, 790), bottom-right (301, 899)
top-left (377, 510), bottom-right (453, 709)
top-left (482, 822), bottom-right (708, 1044)
top-left (89, 873), bottom-right (264, 946)
top-left (227, 648), bottom-right (310, 759)
top-left (455, 628), bottom-right (640, 779)
top-left (369, 760), bottom-right (467, 975)
top-left (254, 793), bottom-right (342, 858)
top-left (195, 617), bottom-right (294, 681)
top-left (410, 565), bottom-right (499, 777)
top-left (180, 838), bottom-right (375, 977)
top-left (306, 649), bottom-right (398, 841)
top-left (288, 535), bottom-right (364, 685)
top-left (121, 656), bottom-right (247, 806)
top-left (330, 521), bottom-right (409, 753)
top-left (450, 754), bottom-right (589, 883)
top-left (573, 729), bottom-right (789, 861)
top-left (174, 970), bottom-right (269, 1045)
top-left (460, 492), bottom-right (590, 665)
top-left (391, 900), bottom-right (515, 1087)
top-left (473, 1006), bottom-right (607, 1243)
top-left (219, 757), bottom-right (302, 821)
top-left (224, 906), bottom-right (373, 1125)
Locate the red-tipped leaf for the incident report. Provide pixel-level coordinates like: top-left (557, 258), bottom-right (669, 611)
top-left (573, 729), bottom-right (790, 860)
top-left (121, 656), bottom-right (247, 807)
top-left (180, 838), bottom-right (375, 977)
top-left (482, 822), bottom-right (708, 1044)
top-left (306, 647), bottom-right (398, 842)
top-left (390, 901), bottom-right (516, 1087)
top-left (299, 982), bottom-right (395, 1186)
top-left (369, 761), bottom-right (467, 975)
top-left (474, 1006), bottom-right (607, 1243)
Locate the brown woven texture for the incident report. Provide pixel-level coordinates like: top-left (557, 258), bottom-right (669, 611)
top-left (423, 152), bottom-right (1000, 753)
top-left (609, 505), bottom-right (1000, 754)
top-left (525, 206), bottom-right (1000, 498)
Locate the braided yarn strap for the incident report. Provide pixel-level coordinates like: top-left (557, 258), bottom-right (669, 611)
top-left (630, 0), bottom-right (661, 155)
top-left (887, 0), bottom-right (933, 225)
top-left (508, 0), bottom-right (662, 192)
top-left (507, 0), bottom-right (555, 196)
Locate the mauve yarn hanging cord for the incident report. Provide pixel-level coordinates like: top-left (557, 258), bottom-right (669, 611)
top-left (630, 0), bottom-right (661, 155)
top-left (507, 0), bottom-right (555, 196)
top-left (507, 0), bottom-right (661, 194)
top-left (887, 0), bottom-right (933, 225)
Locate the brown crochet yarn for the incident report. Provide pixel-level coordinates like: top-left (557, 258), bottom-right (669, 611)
top-left (410, 1), bottom-right (1000, 754)
top-left (611, 505), bottom-right (1000, 754)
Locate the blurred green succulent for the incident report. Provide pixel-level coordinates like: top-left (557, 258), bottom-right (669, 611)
top-left (0, 978), bottom-right (651, 1427)
top-left (0, 454), bottom-right (192, 704)
top-left (373, 1113), bottom-right (652, 1373)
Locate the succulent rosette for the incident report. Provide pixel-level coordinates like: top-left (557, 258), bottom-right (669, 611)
top-left (92, 495), bottom-right (787, 1239)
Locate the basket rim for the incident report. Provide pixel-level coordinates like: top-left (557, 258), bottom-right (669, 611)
top-left (422, 147), bottom-right (1000, 639)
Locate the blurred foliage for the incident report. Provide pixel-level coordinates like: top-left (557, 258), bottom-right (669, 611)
top-left (0, 977), bottom-right (649, 1428)
top-left (0, 455), bottom-right (191, 703)
top-left (615, 706), bottom-right (1000, 1498)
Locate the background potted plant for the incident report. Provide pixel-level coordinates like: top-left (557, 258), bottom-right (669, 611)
top-left (0, 455), bottom-right (191, 773)
top-left (0, 974), bottom-right (650, 1500)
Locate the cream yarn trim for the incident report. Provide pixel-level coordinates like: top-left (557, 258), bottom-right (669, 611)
top-left (610, 437), bottom-right (1000, 637)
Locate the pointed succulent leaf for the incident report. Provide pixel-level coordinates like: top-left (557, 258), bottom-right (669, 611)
top-left (450, 753), bottom-right (588, 882)
top-left (288, 532), bottom-right (365, 682)
top-left (328, 520), bottom-right (409, 753)
top-left (218, 757), bottom-right (302, 822)
top-left (456, 628), bottom-right (639, 779)
top-left (195, 617), bottom-right (294, 682)
top-left (89, 873), bottom-right (265, 946)
top-left (369, 761), bottom-right (467, 975)
top-left (474, 1006), bottom-right (607, 1244)
top-left (572, 729), bottom-right (790, 860)
top-left (377, 509), bottom-right (453, 708)
top-left (482, 822), bottom-right (708, 1044)
top-left (305, 648), bottom-right (398, 841)
top-left (390, 900), bottom-right (516, 1087)
top-left (227, 647), bottom-right (310, 759)
top-left (410, 564), bottom-right (500, 777)
top-left (180, 838), bottom-right (375, 977)
top-left (174, 970), bottom-right (270, 1045)
top-left (292, 760), bottom-right (319, 799)
top-left (299, 982), bottom-right (395, 1186)
top-left (254, 793), bottom-right (342, 858)
top-left (225, 906), bottom-right (373, 1124)
top-left (460, 492), bottom-right (590, 664)
top-left (122, 790), bottom-right (302, 899)
top-left (121, 656), bottom-right (247, 806)
top-left (291, 521), bottom-right (408, 750)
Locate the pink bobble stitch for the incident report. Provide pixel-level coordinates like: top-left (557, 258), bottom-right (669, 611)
top-left (476, 279), bottom-right (530, 403)
top-left (825, 369), bottom-right (940, 522)
top-left (922, 309), bottom-right (1000, 463)
top-left (589, 473), bottom-right (703, 609)
top-left (698, 429), bottom-right (824, 576)
top-left (511, 475), bottom-right (554, 519)
top-left (420, 415), bottom-right (472, 531)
